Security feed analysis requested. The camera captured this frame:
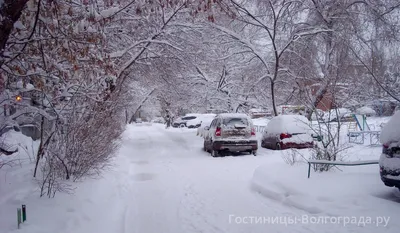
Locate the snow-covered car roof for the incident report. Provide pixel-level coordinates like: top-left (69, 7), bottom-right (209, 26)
top-left (266, 114), bottom-right (311, 134)
top-left (380, 111), bottom-right (400, 144)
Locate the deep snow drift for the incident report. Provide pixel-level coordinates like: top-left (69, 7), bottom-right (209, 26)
top-left (1, 121), bottom-right (399, 233)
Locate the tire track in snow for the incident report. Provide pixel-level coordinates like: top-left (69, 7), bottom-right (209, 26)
top-left (178, 183), bottom-right (225, 233)
top-left (118, 125), bottom-right (189, 233)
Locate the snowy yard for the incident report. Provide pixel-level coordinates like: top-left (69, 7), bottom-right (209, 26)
top-left (1, 121), bottom-right (400, 233)
top-left (2, 0), bottom-right (400, 233)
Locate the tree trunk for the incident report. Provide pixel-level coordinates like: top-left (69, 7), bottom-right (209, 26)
top-left (33, 116), bottom-right (45, 177)
top-left (0, 0), bottom-right (30, 64)
top-left (306, 85), bottom-right (329, 120)
top-left (271, 81), bottom-right (278, 116)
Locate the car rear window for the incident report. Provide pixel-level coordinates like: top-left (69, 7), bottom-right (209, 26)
top-left (222, 117), bottom-right (249, 126)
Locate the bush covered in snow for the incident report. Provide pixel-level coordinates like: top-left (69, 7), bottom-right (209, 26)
top-left (356, 106), bottom-right (376, 116)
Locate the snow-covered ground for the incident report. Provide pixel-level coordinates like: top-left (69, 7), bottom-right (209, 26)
top-left (1, 118), bottom-right (400, 233)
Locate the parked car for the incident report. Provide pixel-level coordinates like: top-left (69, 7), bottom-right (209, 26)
top-left (187, 114), bottom-right (216, 129)
top-left (172, 115), bottom-right (198, 128)
top-left (261, 115), bottom-right (314, 150)
top-left (379, 111), bottom-right (400, 190)
top-left (203, 113), bottom-right (258, 157)
top-left (187, 119), bottom-right (201, 128)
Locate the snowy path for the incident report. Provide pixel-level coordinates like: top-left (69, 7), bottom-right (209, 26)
top-left (63, 123), bottom-right (398, 233)
top-left (81, 124), bottom-right (311, 233)
top-left (2, 123), bottom-right (400, 233)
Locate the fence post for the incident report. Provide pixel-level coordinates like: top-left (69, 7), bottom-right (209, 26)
top-left (308, 162), bottom-right (311, 178)
top-left (22, 205), bottom-right (26, 222)
top-left (17, 208), bottom-right (21, 229)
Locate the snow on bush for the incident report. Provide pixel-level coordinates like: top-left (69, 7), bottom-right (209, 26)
top-left (380, 111), bottom-right (400, 145)
top-left (99, 6), bottom-right (120, 19)
top-left (323, 108), bottom-right (352, 121)
top-left (356, 106), bottom-right (376, 116)
top-left (0, 130), bottom-right (39, 168)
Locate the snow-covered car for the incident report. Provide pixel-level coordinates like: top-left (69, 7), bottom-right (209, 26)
top-left (261, 115), bottom-right (314, 150)
top-left (187, 113), bottom-right (216, 129)
top-left (203, 113), bottom-right (257, 157)
top-left (186, 118), bottom-right (202, 128)
top-left (379, 111), bottom-right (400, 190)
top-left (172, 114), bottom-right (198, 128)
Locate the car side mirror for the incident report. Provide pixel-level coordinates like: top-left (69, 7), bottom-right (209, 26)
top-left (204, 126), bottom-right (210, 130)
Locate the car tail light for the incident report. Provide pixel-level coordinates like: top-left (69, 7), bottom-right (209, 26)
top-left (383, 143), bottom-right (392, 157)
top-left (280, 133), bottom-right (292, 140)
top-left (251, 128), bottom-right (256, 136)
top-left (215, 127), bottom-right (221, 137)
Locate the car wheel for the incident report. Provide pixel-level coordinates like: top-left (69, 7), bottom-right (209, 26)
top-left (211, 149), bottom-right (219, 157)
top-left (276, 143), bottom-right (281, 150)
top-left (252, 150), bottom-right (257, 156)
top-left (179, 124), bottom-right (185, 128)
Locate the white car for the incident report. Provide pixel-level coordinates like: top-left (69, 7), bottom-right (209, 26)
top-left (185, 113), bottom-right (215, 128)
top-left (379, 111), bottom-right (400, 190)
top-left (172, 114), bottom-right (199, 128)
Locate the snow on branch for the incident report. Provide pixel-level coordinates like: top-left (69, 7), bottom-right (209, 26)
top-left (111, 39), bottom-right (182, 58)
